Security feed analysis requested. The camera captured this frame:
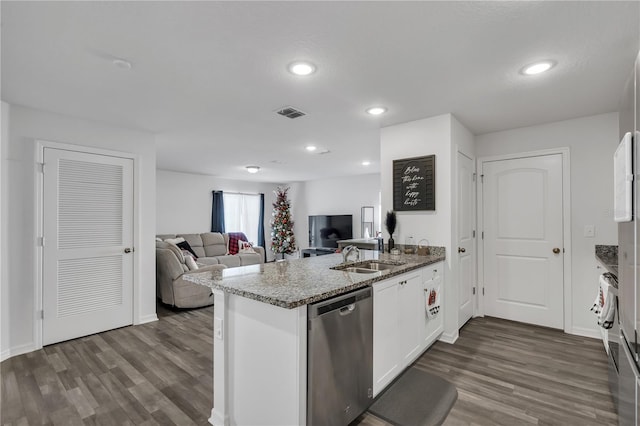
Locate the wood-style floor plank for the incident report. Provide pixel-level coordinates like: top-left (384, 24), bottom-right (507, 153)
top-left (2, 306), bottom-right (616, 425)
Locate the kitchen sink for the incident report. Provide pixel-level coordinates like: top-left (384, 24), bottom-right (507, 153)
top-left (342, 267), bottom-right (381, 274)
top-left (332, 260), bottom-right (406, 274)
top-left (356, 261), bottom-right (400, 271)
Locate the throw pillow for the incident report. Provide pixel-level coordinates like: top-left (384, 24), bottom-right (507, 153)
top-left (164, 237), bottom-right (185, 245)
top-left (176, 240), bottom-right (198, 259)
top-left (239, 240), bottom-right (257, 254)
top-left (227, 232), bottom-right (248, 255)
top-left (185, 256), bottom-right (199, 271)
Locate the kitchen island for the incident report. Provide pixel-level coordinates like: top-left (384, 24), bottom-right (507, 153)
top-left (185, 249), bottom-right (446, 426)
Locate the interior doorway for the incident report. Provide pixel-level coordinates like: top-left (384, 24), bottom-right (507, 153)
top-left (478, 149), bottom-right (570, 330)
top-left (457, 151), bottom-right (475, 328)
top-left (41, 146), bottom-right (135, 345)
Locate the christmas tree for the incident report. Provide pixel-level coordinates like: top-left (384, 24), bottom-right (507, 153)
top-left (270, 186), bottom-right (297, 257)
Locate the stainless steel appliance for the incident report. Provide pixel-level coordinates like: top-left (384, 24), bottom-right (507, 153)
top-left (617, 50), bottom-right (640, 425)
top-left (307, 287), bottom-right (373, 425)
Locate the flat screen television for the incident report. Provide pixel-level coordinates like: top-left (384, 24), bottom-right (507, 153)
top-left (308, 215), bottom-right (353, 248)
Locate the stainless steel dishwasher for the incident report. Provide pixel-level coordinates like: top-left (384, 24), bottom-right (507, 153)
top-left (307, 286), bottom-right (373, 425)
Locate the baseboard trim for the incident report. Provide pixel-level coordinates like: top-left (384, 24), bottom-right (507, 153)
top-left (1, 342), bottom-right (38, 362)
top-left (137, 314), bottom-right (159, 325)
top-left (210, 408), bottom-right (228, 426)
top-left (569, 326), bottom-right (601, 340)
top-left (439, 330), bottom-right (459, 344)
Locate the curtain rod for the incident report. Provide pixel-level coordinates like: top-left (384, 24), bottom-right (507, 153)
top-left (223, 191), bottom-right (263, 196)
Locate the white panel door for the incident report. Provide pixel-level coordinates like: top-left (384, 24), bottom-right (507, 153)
top-left (43, 148), bottom-right (134, 345)
top-left (457, 151), bottom-right (475, 328)
top-left (482, 154), bottom-right (564, 329)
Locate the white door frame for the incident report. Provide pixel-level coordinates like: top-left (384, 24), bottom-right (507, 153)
top-left (476, 147), bottom-right (572, 333)
top-left (34, 140), bottom-right (141, 349)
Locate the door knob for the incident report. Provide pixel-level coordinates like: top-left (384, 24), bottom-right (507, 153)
top-left (124, 248), bottom-right (133, 254)
top-left (552, 248), bottom-right (560, 254)
top-left (458, 247), bottom-right (466, 253)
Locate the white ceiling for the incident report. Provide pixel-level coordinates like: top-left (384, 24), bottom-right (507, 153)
top-left (2, 1), bottom-right (639, 182)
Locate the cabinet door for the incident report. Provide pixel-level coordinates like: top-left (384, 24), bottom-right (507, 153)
top-left (398, 272), bottom-right (424, 367)
top-left (373, 278), bottom-right (399, 396)
top-left (423, 263), bottom-right (444, 350)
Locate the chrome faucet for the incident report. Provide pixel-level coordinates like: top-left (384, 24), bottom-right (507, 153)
top-left (342, 245), bottom-right (360, 263)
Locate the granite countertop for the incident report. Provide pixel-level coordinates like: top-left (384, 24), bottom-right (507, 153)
top-left (595, 245), bottom-right (618, 276)
top-left (184, 247), bottom-right (446, 309)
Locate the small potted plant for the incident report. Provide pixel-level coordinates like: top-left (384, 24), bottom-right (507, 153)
top-left (385, 210), bottom-right (397, 252)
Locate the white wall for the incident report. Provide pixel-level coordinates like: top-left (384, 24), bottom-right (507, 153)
top-left (1, 102), bottom-right (7, 357)
top-left (1, 104), bottom-right (157, 361)
top-left (156, 170), bottom-right (286, 262)
top-left (476, 112), bottom-right (619, 337)
top-left (381, 115), bottom-right (452, 247)
top-left (288, 173), bottom-right (381, 251)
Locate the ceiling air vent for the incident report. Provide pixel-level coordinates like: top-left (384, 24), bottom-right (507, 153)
top-left (276, 106), bottom-right (306, 119)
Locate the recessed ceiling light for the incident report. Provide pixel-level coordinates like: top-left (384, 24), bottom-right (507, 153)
top-left (288, 61), bottom-right (316, 76)
top-left (521, 61), bottom-right (555, 75)
top-left (246, 166), bottom-right (260, 174)
top-left (112, 58), bottom-right (132, 70)
top-left (362, 161), bottom-right (371, 166)
top-left (305, 145), bottom-right (317, 152)
top-left (366, 106), bottom-right (387, 115)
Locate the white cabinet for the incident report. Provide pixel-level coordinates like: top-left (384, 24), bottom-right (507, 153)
top-left (372, 277), bottom-right (400, 396)
top-left (398, 272), bottom-right (425, 365)
top-left (372, 263), bottom-right (444, 396)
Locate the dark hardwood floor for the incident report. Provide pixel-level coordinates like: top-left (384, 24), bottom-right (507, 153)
top-left (2, 306), bottom-right (617, 425)
top-left (356, 317), bottom-right (617, 426)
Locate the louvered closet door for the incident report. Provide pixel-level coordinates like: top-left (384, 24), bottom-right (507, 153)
top-left (43, 148), bottom-right (133, 345)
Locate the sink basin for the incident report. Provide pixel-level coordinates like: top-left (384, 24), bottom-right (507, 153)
top-left (356, 261), bottom-right (399, 271)
top-left (342, 267), bottom-right (381, 274)
top-left (331, 260), bottom-right (405, 273)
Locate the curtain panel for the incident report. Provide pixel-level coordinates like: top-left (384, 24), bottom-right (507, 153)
top-left (211, 190), bottom-right (225, 233)
top-left (258, 193), bottom-right (266, 261)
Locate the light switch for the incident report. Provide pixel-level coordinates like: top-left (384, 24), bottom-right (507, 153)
top-left (584, 225), bottom-right (595, 238)
top-left (214, 317), bottom-right (223, 340)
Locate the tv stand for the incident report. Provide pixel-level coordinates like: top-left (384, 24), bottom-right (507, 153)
top-left (301, 248), bottom-right (336, 258)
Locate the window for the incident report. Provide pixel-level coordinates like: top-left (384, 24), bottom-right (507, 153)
top-left (223, 193), bottom-right (261, 244)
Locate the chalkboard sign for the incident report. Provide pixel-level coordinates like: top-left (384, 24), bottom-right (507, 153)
top-left (393, 155), bottom-right (435, 211)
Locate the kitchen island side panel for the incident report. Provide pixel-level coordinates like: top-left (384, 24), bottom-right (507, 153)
top-left (217, 292), bottom-right (307, 426)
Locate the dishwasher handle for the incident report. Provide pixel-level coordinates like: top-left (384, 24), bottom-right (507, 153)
top-left (309, 287), bottom-right (372, 319)
top-left (339, 304), bottom-right (356, 316)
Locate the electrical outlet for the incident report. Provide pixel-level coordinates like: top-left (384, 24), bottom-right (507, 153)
top-left (584, 225), bottom-right (595, 238)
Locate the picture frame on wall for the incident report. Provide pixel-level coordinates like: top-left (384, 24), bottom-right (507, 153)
top-left (393, 155), bottom-right (435, 211)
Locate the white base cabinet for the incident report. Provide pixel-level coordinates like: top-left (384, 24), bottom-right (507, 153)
top-left (372, 262), bottom-right (444, 397)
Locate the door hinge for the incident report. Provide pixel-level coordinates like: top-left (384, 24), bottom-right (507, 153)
top-left (483, 287), bottom-right (485, 296)
top-left (38, 163), bottom-right (45, 173)
top-left (481, 231), bottom-right (484, 240)
top-left (473, 230), bottom-right (476, 238)
top-left (480, 174), bottom-right (484, 183)
top-left (40, 310), bottom-right (44, 320)
top-left (39, 236), bottom-right (45, 247)
top-left (473, 173), bottom-right (477, 182)
top-left (472, 287), bottom-right (476, 295)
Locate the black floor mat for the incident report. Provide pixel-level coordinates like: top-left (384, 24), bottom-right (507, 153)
top-left (368, 367), bottom-right (458, 426)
